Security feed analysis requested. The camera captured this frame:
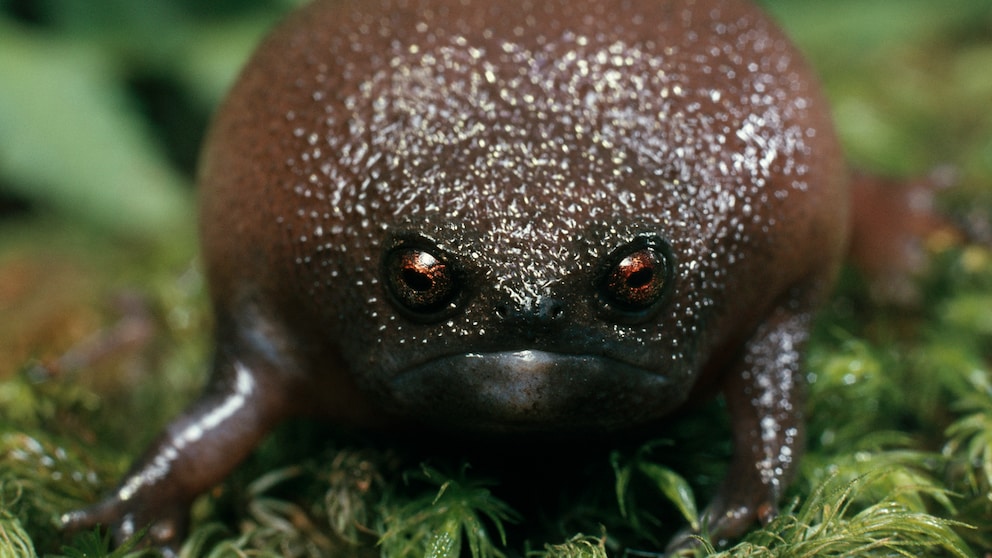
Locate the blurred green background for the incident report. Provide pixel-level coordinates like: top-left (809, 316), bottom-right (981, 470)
top-left (0, 0), bottom-right (990, 556)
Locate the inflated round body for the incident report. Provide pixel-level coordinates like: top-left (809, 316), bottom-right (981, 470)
top-left (199, 0), bottom-right (847, 430)
top-left (64, 0), bottom-right (850, 551)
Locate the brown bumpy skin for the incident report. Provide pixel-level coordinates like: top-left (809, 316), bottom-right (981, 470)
top-left (63, 0), bottom-right (854, 553)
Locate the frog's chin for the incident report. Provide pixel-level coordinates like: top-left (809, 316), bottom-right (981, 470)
top-left (385, 350), bottom-right (683, 433)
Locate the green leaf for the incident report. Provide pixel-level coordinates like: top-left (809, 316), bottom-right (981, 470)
top-left (0, 20), bottom-right (192, 240)
top-left (636, 463), bottom-right (698, 532)
top-left (612, 442), bottom-right (699, 535)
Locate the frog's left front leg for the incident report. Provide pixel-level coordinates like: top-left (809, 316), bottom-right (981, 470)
top-left (672, 293), bottom-right (815, 552)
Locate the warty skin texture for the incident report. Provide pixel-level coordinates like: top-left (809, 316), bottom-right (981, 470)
top-left (63, 0), bottom-right (850, 553)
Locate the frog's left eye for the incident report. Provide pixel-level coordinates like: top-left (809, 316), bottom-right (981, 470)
top-left (598, 236), bottom-right (674, 313)
top-left (384, 245), bottom-right (459, 316)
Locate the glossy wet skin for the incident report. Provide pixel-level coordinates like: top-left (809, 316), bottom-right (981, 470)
top-left (64, 0), bottom-right (849, 552)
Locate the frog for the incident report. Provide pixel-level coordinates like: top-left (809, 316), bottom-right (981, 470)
top-left (64, 0), bottom-right (899, 552)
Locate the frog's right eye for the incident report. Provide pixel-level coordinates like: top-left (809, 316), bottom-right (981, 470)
top-left (384, 244), bottom-right (460, 317)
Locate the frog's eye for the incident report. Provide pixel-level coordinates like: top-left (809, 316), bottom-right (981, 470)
top-left (384, 246), bottom-right (459, 315)
top-left (599, 237), bottom-right (673, 313)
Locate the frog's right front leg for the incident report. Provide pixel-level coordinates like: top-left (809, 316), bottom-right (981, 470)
top-left (61, 338), bottom-right (299, 554)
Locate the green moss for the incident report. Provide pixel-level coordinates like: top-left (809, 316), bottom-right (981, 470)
top-left (377, 466), bottom-right (519, 558)
top-left (529, 534), bottom-right (609, 558)
top-left (701, 471), bottom-right (974, 558)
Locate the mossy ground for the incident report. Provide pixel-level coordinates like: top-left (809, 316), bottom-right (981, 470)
top-left (1, 0), bottom-right (991, 556)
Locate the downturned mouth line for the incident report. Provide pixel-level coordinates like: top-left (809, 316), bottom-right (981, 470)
top-left (396, 349), bottom-right (656, 377)
top-left (462, 349), bottom-right (581, 360)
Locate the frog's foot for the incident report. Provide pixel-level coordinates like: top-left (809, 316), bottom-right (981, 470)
top-left (664, 490), bottom-right (778, 556)
top-left (61, 494), bottom-right (188, 557)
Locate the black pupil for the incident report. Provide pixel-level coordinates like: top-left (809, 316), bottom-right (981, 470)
top-left (626, 266), bottom-right (654, 288)
top-left (386, 247), bottom-right (456, 316)
top-left (403, 267), bottom-right (434, 292)
top-left (602, 246), bottom-right (668, 311)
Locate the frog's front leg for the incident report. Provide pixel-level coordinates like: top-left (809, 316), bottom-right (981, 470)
top-left (61, 341), bottom-right (298, 554)
top-left (669, 293), bottom-right (814, 553)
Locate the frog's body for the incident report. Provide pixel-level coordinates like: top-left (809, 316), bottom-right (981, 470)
top-left (64, 0), bottom-right (852, 551)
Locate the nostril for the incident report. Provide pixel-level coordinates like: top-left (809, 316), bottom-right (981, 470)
top-left (495, 303), bottom-right (511, 320)
top-left (540, 298), bottom-right (565, 321)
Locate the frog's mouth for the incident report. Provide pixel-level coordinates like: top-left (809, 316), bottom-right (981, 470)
top-left (386, 350), bottom-right (683, 433)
